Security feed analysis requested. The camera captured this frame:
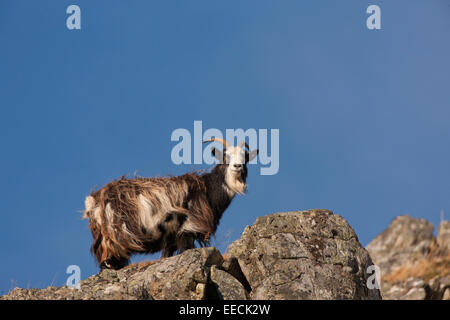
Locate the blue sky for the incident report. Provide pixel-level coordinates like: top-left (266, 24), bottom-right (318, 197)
top-left (1, 0), bottom-right (450, 293)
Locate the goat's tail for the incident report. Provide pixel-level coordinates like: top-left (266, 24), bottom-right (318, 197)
top-left (82, 194), bottom-right (136, 267)
top-left (82, 196), bottom-right (103, 264)
top-left (82, 195), bottom-right (96, 220)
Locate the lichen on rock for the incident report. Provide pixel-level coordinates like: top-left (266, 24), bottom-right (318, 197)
top-left (227, 209), bottom-right (381, 300)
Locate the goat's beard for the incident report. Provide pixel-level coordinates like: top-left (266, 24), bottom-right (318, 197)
top-left (225, 168), bottom-right (247, 196)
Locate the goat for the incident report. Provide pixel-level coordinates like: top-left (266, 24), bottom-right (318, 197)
top-left (82, 138), bottom-right (258, 270)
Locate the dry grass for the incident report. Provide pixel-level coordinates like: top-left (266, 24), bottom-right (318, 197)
top-left (383, 243), bottom-right (450, 283)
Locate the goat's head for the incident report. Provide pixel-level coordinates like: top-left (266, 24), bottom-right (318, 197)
top-left (203, 138), bottom-right (258, 195)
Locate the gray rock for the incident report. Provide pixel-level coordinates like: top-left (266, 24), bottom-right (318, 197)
top-left (365, 216), bottom-right (450, 300)
top-left (1, 248), bottom-right (227, 300)
top-left (437, 221), bottom-right (450, 254)
top-left (439, 276), bottom-right (450, 292)
top-left (366, 215), bottom-right (435, 276)
top-left (1, 210), bottom-right (385, 300)
top-left (221, 256), bottom-right (252, 292)
top-left (403, 287), bottom-right (427, 300)
top-left (227, 209), bottom-right (381, 300)
top-left (210, 266), bottom-right (248, 300)
top-left (382, 284), bottom-right (408, 300)
top-left (127, 247), bottom-right (224, 300)
top-left (443, 288), bottom-right (450, 300)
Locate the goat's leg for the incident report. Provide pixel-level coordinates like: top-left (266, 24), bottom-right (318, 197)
top-left (100, 256), bottom-right (129, 270)
top-left (160, 212), bottom-right (190, 257)
top-left (161, 233), bottom-right (177, 258)
top-left (161, 247), bottom-right (176, 258)
top-left (177, 234), bottom-right (195, 253)
top-left (97, 237), bottom-right (130, 270)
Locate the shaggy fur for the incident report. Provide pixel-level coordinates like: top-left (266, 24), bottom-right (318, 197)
top-left (83, 143), bottom-right (256, 270)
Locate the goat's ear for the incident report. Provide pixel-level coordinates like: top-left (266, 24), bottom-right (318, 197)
top-left (246, 149), bottom-right (259, 163)
top-left (212, 148), bottom-right (224, 163)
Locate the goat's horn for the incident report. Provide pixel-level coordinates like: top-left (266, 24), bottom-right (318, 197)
top-left (238, 141), bottom-right (250, 151)
top-left (203, 137), bottom-right (230, 148)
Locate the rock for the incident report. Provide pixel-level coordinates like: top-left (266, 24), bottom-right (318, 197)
top-left (443, 288), bottom-right (450, 300)
top-left (403, 287), bottom-right (427, 300)
top-left (437, 221), bottom-right (450, 254)
top-left (381, 284), bottom-right (408, 300)
top-left (366, 215), bottom-right (435, 277)
top-left (227, 209), bottom-right (381, 300)
top-left (127, 247), bottom-right (224, 300)
top-left (366, 216), bottom-right (450, 300)
top-left (1, 248), bottom-right (228, 300)
top-left (375, 277), bottom-right (431, 300)
top-left (1, 209), bottom-right (383, 300)
top-left (210, 266), bottom-right (248, 300)
top-left (439, 276), bottom-right (450, 293)
top-left (221, 256), bottom-right (252, 292)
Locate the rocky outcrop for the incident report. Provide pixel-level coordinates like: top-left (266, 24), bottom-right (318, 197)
top-left (228, 210), bottom-right (381, 300)
top-left (1, 247), bottom-right (243, 300)
top-left (437, 221), bottom-right (450, 255)
top-left (1, 209), bottom-right (381, 300)
top-left (366, 216), bottom-right (450, 300)
top-left (366, 215), bottom-right (435, 276)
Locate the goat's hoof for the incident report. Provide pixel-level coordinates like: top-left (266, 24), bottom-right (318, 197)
top-left (100, 260), bottom-right (113, 270)
top-left (100, 257), bottom-right (129, 270)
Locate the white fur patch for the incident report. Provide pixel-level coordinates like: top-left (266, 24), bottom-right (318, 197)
top-left (137, 194), bottom-right (161, 232)
top-left (85, 196), bottom-right (96, 211)
top-left (104, 203), bottom-right (117, 235)
top-left (92, 207), bottom-right (101, 223)
top-left (83, 196), bottom-right (101, 223)
top-left (105, 203), bottom-right (115, 221)
top-left (181, 219), bottom-right (205, 234)
top-left (223, 146), bottom-right (247, 195)
top-left (226, 146), bottom-right (246, 166)
top-left (225, 169), bottom-right (247, 196)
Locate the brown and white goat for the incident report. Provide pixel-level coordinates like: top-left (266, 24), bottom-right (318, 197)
top-left (82, 138), bottom-right (258, 270)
